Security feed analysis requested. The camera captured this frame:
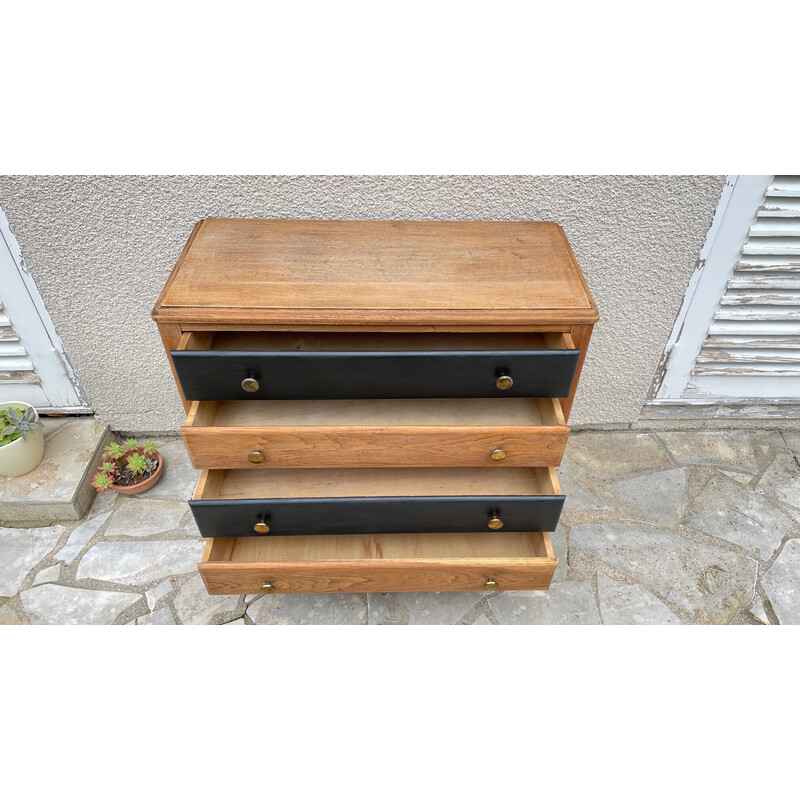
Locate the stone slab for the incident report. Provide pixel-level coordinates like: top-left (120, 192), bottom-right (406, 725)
top-left (570, 522), bottom-right (758, 624)
top-left (755, 452), bottom-right (800, 511)
top-left (762, 539), bottom-right (800, 624)
top-left (596, 573), bottom-right (681, 624)
top-left (566, 433), bottom-right (673, 482)
top-left (596, 468), bottom-right (686, 529)
top-left (146, 579), bottom-right (174, 611)
top-left (557, 457), bottom-right (608, 511)
top-left (0, 525), bottom-right (65, 596)
top-left (132, 607), bottom-right (176, 625)
top-left (685, 474), bottom-right (794, 560)
top-left (32, 564), bottom-right (62, 586)
top-left (76, 540), bottom-right (205, 585)
top-left (0, 417), bottom-right (111, 522)
top-left (656, 431), bottom-right (758, 473)
top-left (173, 573), bottom-right (240, 625)
top-left (748, 600), bottom-right (771, 625)
top-left (248, 592), bottom-right (367, 625)
top-left (488, 581), bottom-right (600, 624)
top-left (21, 584), bottom-right (140, 624)
top-left (0, 602), bottom-right (24, 624)
top-left (104, 499), bottom-right (188, 538)
top-left (367, 591), bottom-right (485, 625)
top-left (53, 511), bottom-right (112, 564)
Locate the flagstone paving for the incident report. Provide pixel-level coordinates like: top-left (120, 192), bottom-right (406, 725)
top-left (2, 429), bottom-right (800, 625)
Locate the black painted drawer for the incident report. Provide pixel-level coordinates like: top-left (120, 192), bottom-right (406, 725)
top-left (172, 331), bottom-right (579, 400)
top-left (190, 467), bottom-right (565, 538)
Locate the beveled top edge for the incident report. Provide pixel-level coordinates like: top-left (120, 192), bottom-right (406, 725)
top-left (152, 218), bottom-right (599, 324)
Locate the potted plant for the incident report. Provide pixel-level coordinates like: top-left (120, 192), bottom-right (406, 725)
top-left (91, 438), bottom-right (163, 495)
top-left (0, 402), bottom-right (45, 477)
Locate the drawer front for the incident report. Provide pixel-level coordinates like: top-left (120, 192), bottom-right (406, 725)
top-left (182, 426), bottom-right (569, 469)
top-left (199, 560), bottom-right (557, 595)
top-left (190, 495), bottom-right (565, 538)
top-left (171, 349), bottom-right (579, 401)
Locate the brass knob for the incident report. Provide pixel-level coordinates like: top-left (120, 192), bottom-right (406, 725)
top-left (485, 579), bottom-right (499, 590)
top-left (496, 375), bottom-right (514, 391)
top-left (488, 517), bottom-right (504, 530)
top-left (241, 377), bottom-right (260, 393)
top-left (490, 448), bottom-right (506, 461)
top-left (261, 582), bottom-right (275, 593)
top-left (248, 450), bottom-right (265, 464)
top-left (254, 521), bottom-right (270, 534)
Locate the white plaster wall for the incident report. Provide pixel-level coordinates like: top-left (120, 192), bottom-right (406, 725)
top-left (0, 175), bottom-right (725, 431)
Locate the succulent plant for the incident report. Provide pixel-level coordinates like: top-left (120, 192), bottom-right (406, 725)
top-left (91, 472), bottom-right (114, 490)
top-left (126, 452), bottom-right (148, 475)
top-left (0, 406), bottom-right (43, 447)
top-left (92, 438), bottom-right (161, 491)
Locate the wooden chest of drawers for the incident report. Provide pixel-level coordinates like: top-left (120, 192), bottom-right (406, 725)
top-left (152, 219), bottom-right (598, 595)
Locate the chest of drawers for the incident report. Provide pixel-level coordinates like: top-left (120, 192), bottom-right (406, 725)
top-left (152, 219), bottom-right (598, 595)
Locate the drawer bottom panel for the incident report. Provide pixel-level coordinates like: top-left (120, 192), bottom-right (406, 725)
top-left (198, 531), bottom-right (558, 594)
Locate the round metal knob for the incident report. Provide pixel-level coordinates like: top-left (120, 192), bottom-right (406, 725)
top-left (485, 579), bottom-right (499, 590)
top-left (496, 375), bottom-right (514, 391)
top-left (248, 450), bottom-right (265, 464)
top-left (490, 448), bottom-right (506, 461)
top-left (241, 377), bottom-right (260, 393)
top-left (488, 517), bottom-right (504, 530)
top-left (254, 521), bottom-right (270, 534)
top-left (261, 582), bottom-right (275, 593)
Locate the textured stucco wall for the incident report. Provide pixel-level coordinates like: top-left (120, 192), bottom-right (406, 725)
top-left (0, 175), bottom-right (725, 431)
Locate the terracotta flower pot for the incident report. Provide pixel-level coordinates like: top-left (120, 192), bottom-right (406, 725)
top-left (111, 452), bottom-right (164, 495)
top-left (0, 401), bottom-right (45, 478)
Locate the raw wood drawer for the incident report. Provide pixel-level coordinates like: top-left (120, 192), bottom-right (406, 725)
top-left (171, 331), bottom-right (580, 401)
top-left (190, 467), bottom-right (564, 538)
top-left (198, 530), bottom-right (559, 594)
top-left (181, 397), bottom-right (569, 469)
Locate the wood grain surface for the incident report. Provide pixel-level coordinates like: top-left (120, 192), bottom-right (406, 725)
top-left (181, 397), bottom-right (568, 469)
top-left (152, 219), bottom-right (598, 326)
top-left (198, 531), bottom-right (557, 594)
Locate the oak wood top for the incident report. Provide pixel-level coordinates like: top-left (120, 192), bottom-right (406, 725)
top-left (153, 218), bottom-right (598, 326)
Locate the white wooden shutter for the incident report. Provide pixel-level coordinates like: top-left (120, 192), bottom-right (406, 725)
top-left (0, 296), bottom-right (44, 396)
top-left (0, 206), bottom-right (90, 411)
top-left (685, 176), bottom-right (800, 400)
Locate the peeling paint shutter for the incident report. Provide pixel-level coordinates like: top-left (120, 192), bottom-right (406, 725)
top-left (0, 207), bottom-right (89, 411)
top-left (0, 297), bottom-right (43, 391)
top-left (685, 175), bottom-right (800, 399)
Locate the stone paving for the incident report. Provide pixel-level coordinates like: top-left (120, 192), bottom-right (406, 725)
top-left (1, 431), bottom-right (799, 625)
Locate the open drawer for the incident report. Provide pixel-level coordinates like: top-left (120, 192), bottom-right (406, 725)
top-left (190, 467), bottom-right (564, 538)
top-left (181, 397), bottom-right (569, 469)
top-left (171, 331), bottom-right (579, 400)
top-left (198, 530), bottom-right (559, 594)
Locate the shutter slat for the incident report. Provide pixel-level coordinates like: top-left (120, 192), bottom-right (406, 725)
top-left (0, 371), bottom-right (42, 385)
top-left (735, 260), bottom-right (800, 272)
top-left (0, 342), bottom-right (27, 357)
top-left (748, 222), bottom-right (800, 236)
top-left (695, 363), bottom-right (800, 376)
top-left (742, 242), bottom-right (800, 256)
top-left (697, 350), bottom-right (800, 364)
top-left (719, 292), bottom-right (800, 306)
top-left (704, 336), bottom-right (800, 349)
top-left (728, 276), bottom-right (800, 290)
top-left (714, 307), bottom-right (800, 321)
top-left (0, 356), bottom-right (35, 371)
